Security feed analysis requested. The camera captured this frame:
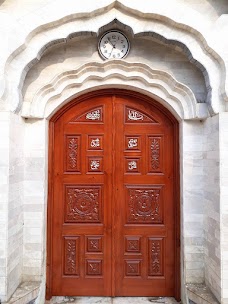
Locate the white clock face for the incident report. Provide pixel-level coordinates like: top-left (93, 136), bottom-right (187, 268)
top-left (99, 31), bottom-right (130, 60)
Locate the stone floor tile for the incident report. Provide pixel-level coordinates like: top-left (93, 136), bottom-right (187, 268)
top-left (49, 297), bottom-right (180, 304)
top-left (50, 296), bottom-right (112, 304)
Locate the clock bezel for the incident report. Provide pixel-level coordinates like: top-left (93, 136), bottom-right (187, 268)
top-left (98, 30), bottom-right (130, 60)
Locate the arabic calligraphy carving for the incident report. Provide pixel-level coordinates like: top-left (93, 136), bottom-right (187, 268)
top-left (128, 138), bottom-right (138, 149)
top-left (128, 110), bottom-right (143, 121)
top-left (128, 161), bottom-right (137, 170)
top-left (86, 110), bottom-right (100, 120)
top-left (90, 160), bottom-right (100, 170)
top-left (91, 138), bottom-right (100, 148)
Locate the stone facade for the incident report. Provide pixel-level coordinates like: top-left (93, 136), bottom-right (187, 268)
top-left (0, 1), bottom-right (228, 303)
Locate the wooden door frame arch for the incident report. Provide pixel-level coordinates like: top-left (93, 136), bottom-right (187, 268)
top-left (46, 89), bottom-right (180, 300)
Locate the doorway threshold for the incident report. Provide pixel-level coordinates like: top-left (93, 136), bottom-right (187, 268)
top-left (47, 297), bottom-right (180, 304)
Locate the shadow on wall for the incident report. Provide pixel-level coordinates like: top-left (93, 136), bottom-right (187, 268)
top-left (207, 0), bottom-right (228, 15)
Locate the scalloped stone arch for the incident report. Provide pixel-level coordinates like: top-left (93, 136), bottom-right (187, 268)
top-left (1, 1), bottom-right (227, 117)
top-left (21, 61), bottom-right (208, 120)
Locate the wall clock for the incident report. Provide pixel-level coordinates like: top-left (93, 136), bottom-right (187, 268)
top-left (98, 30), bottom-right (130, 59)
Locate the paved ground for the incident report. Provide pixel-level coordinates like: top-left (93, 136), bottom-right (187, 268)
top-left (48, 296), bottom-right (180, 304)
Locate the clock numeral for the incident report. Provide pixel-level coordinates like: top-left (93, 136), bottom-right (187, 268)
top-left (112, 35), bottom-right (116, 39)
top-left (113, 54), bottom-right (116, 58)
top-left (104, 40), bottom-right (109, 44)
top-left (123, 45), bottom-right (126, 48)
top-left (121, 40), bottom-right (124, 43)
top-left (103, 45), bottom-right (106, 49)
top-left (121, 50), bottom-right (124, 53)
top-left (117, 53), bottom-right (120, 57)
top-left (104, 50), bottom-right (108, 53)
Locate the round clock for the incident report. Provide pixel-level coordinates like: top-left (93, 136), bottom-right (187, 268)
top-left (98, 30), bottom-right (130, 60)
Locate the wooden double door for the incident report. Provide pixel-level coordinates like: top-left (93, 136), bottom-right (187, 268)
top-left (47, 92), bottom-right (179, 299)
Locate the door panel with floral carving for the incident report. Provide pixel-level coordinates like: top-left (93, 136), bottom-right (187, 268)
top-left (113, 96), bottom-right (175, 296)
top-left (51, 96), bottom-right (113, 296)
top-left (49, 93), bottom-right (177, 297)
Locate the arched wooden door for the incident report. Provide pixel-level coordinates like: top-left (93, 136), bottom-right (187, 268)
top-left (47, 91), bottom-right (180, 299)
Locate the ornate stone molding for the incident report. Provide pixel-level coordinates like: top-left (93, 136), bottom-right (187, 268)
top-left (21, 61), bottom-right (208, 120)
top-left (0, 1), bottom-right (227, 116)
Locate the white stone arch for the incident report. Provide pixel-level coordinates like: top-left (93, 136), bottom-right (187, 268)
top-left (0, 0), bottom-right (227, 118)
top-left (21, 61), bottom-right (208, 120)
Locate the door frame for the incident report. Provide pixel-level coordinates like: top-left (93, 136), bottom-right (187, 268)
top-left (46, 89), bottom-right (180, 300)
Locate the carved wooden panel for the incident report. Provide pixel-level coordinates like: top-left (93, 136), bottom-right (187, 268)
top-left (125, 136), bottom-right (141, 151)
top-left (65, 185), bottom-right (102, 223)
top-left (64, 237), bottom-right (79, 275)
top-left (86, 260), bottom-right (103, 276)
top-left (148, 136), bottom-right (163, 173)
top-left (65, 135), bottom-right (81, 172)
top-left (125, 158), bottom-right (140, 174)
top-left (70, 107), bottom-right (103, 123)
top-left (86, 236), bottom-right (103, 252)
top-left (125, 260), bottom-right (141, 276)
top-left (125, 236), bottom-right (141, 253)
top-left (148, 238), bottom-right (164, 276)
top-left (125, 107), bottom-right (158, 123)
top-left (88, 135), bottom-right (103, 150)
top-left (126, 186), bottom-right (163, 224)
top-left (87, 157), bottom-right (103, 173)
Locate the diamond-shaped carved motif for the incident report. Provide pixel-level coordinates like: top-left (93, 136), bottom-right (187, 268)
top-left (87, 236), bottom-right (102, 252)
top-left (125, 237), bottom-right (141, 253)
top-left (86, 260), bottom-right (102, 276)
top-left (125, 260), bottom-right (141, 276)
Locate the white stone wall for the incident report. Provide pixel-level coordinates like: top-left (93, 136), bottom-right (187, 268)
top-left (220, 113), bottom-right (228, 304)
top-left (182, 121), bottom-right (205, 284)
top-left (203, 115), bottom-right (221, 301)
top-left (23, 118), bottom-right (48, 282)
top-left (7, 113), bottom-right (24, 297)
top-left (0, 112), bottom-right (10, 302)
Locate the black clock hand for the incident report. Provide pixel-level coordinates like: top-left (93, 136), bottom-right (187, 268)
top-left (108, 38), bottom-right (116, 48)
